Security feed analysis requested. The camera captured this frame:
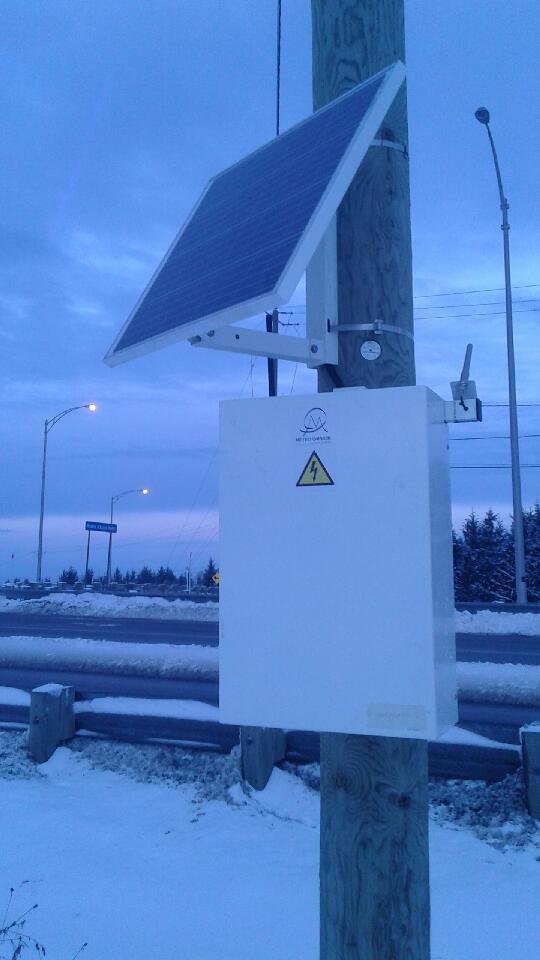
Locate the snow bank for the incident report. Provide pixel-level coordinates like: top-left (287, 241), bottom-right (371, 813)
top-left (456, 608), bottom-right (540, 636)
top-left (0, 591), bottom-right (219, 621)
top-left (0, 635), bottom-right (219, 680)
top-left (458, 661), bottom-right (540, 705)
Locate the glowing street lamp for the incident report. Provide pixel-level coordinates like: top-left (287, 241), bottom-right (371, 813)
top-left (36, 403), bottom-right (97, 581)
top-left (106, 487), bottom-right (150, 584)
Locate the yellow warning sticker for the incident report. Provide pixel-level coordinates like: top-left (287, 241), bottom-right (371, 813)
top-left (296, 451), bottom-right (334, 487)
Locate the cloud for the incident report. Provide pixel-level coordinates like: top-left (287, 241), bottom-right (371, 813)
top-left (64, 229), bottom-right (160, 288)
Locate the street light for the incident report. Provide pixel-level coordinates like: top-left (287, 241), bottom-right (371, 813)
top-left (36, 403), bottom-right (97, 581)
top-left (475, 107), bottom-right (527, 603)
top-left (106, 487), bottom-right (149, 584)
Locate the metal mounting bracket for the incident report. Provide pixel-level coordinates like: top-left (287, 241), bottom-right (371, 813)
top-left (330, 319), bottom-right (414, 342)
top-left (444, 343), bottom-right (483, 423)
top-left (189, 323), bottom-right (338, 368)
top-left (370, 138), bottom-right (408, 157)
top-left (191, 216), bottom-right (340, 369)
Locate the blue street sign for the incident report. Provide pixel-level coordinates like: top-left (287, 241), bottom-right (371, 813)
top-left (85, 521), bottom-right (117, 534)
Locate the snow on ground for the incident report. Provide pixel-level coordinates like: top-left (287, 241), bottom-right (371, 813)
top-left (456, 608), bottom-right (540, 635)
top-left (0, 591), bottom-right (219, 621)
top-left (0, 730), bottom-right (538, 960)
top-left (458, 661), bottom-right (540, 705)
top-left (0, 636), bottom-right (218, 680)
top-left (74, 696), bottom-right (219, 722)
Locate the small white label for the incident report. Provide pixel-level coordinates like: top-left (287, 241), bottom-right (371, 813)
top-left (367, 703), bottom-right (427, 732)
top-left (361, 340), bottom-right (381, 361)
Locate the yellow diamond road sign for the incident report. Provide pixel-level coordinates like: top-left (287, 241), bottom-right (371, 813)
top-left (296, 451), bottom-right (334, 487)
top-left (212, 572), bottom-right (220, 585)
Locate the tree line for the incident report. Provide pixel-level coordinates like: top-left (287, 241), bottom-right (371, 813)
top-left (58, 558), bottom-right (219, 589)
top-left (54, 509), bottom-right (540, 602)
top-left (453, 506), bottom-right (540, 602)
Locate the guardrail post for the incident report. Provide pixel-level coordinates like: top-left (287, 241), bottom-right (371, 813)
top-left (240, 727), bottom-right (286, 790)
top-left (520, 724), bottom-right (540, 820)
top-left (28, 684), bottom-right (75, 764)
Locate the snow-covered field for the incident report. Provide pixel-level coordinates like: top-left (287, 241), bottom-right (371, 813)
top-left (0, 591), bottom-right (219, 621)
top-left (0, 731), bottom-right (538, 960)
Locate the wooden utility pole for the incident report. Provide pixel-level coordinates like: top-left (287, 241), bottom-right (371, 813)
top-left (310, 2), bottom-right (429, 959)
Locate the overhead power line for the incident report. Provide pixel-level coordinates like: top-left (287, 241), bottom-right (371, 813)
top-left (414, 282), bottom-right (540, 299)
top-left (484, 402), bottom-right (540, 408)
top-left (414, 297), bottom-right (540, 310)
top-left (280, 304), bottom-right (540, 320)
top-left (415, 307), bottom-right (540, 321)
top-left (451, 433), bottom-right (540, 442)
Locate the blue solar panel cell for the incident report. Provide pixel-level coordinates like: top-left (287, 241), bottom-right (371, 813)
top-left (105, 64), bottom-right (404, 364)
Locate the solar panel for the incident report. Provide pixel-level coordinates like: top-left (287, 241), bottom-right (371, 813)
top-left (104, 62), bottom-right (405, 366)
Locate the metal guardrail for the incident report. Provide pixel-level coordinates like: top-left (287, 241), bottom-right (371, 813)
top-left (0, 699), bottom-right (521, 783)
top-left (0, 609), bottom-right (537, 780)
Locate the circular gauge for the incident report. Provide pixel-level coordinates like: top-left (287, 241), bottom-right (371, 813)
top-left (360, 339), bottom-right (381, 361)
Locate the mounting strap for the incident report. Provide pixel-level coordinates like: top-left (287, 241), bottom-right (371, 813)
top-left (370, 138), bottom-right (408, 157)
top-left (330, 321), bottom-right (414, 342)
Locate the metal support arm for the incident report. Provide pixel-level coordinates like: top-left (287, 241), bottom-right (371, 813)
top-left (190, 324), bottom-right (338, 368)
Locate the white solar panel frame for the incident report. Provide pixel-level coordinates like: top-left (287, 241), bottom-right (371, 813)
top-left (104, 61), bottom-right (405, 367)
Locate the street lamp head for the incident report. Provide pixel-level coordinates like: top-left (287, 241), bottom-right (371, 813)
top-left (141, 488), bottom-right (149, 495)
top-left (474, 107), bottom-right (490, 126)
top-left (87, 403), bottom-right (97, 412)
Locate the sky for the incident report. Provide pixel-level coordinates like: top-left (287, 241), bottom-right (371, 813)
top-left (1, 0), bottom-right (540, 581)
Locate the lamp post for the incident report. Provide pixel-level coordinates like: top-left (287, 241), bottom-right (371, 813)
top-left (474, 107), bottom-right (527, 603)
top-left (106, 488), bottom-right (149, 584)
top-left (36, 403), bottom-right (97, 582)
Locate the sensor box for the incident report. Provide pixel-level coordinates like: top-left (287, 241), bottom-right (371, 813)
top-left (219, 386), bottom-right (457, 739)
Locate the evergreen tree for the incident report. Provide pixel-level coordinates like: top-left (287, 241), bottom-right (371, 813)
top-left (452, 530), bottom-right (466, 601)
top-left (113, 567), bottom-right (124, 583)
top-left (524, 504), bottom-right (540, 602)
top-left (202, 557), bottom-right (218, 587)
top-left (84, 567), bottom-right (94, 585)
top-left (459, 512), bottom-right (483, 600)
top-left (454, 510), bottom-right (513, 602)
top-left (59, 566), bottom-right (78, 585)
top-left (155, 565), bottom-right (176, 584)
top-left (477, 510), bottom-right (513, 601)
top-left (137, 566), bottom-right (155, 584)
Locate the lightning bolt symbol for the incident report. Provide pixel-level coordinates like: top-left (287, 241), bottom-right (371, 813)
top-left (310, 458), bottom-right (318, 482)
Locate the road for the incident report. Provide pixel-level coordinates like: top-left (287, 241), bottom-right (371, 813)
top-left (0, 613), bottom-right (218, 646)
top-left (456, 633), bottom-right (540, 664)
top-left (1, 612), bottom-right (540, 664)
